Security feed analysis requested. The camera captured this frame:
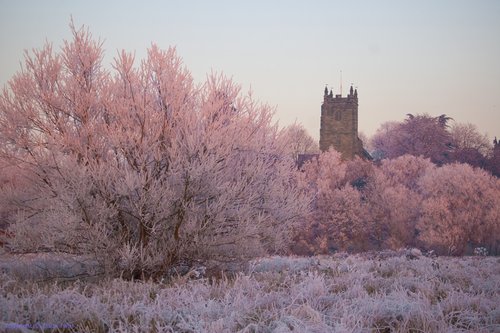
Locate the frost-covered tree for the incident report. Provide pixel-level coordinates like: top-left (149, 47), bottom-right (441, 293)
top-left (0, 22), bottom-right (310, 278)
top-left (277, 122), bottom-right (319, 161)
top-left (344, 156), bottom-right (375, 191)
top-left (449, 122), bottom-right (491, 168)
top-left (450, 122), bottom-right (492, 157)
top-left (295, 149), bottom-right (368, 253)
top-left (365, 155), bottom-right (434, 249)
top-left (371, 114), bottom-right (453, 165)
top-left (417, 163), bottom-right (500, 255)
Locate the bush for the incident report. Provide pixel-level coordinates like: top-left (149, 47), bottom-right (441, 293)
top-left (0, 22), bottom-right (310, 279)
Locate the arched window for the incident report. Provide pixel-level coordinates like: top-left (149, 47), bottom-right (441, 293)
top-left (335, 111), bottom-right (341, 121)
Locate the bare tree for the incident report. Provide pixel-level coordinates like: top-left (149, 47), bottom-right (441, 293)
top-left (277, 122), bottom-right (319, 162)
top-left (449, 122), bottom-right (492, 168)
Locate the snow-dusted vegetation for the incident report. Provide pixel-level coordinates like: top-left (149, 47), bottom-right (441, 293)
top-left (1, 21), bottom-right (499, 333)
top-left (0, 22), bottom-right (309, 279)
top-left (1, 254), bottom-right (499, 332)
top-left (294, 151), bottom-right (500, 256)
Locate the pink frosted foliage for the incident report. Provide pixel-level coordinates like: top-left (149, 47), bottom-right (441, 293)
top-left (363, 155), bottom-right (434, 249)
top-left (295, 150), bottom-right (500, 255)
top-left (378, 154), bottom-right (435, 190)
top-left (296, 149), bottom-right (368, 253)
top-left (371, 114), bottom-right (453, 165)
top-left (417, 163), bottom-right (500, 255)
top-left (0, 22), bottom-right (310, 277)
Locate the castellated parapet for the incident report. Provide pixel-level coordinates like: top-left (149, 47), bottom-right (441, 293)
top-left (319, 85), bottom-right (364, 159)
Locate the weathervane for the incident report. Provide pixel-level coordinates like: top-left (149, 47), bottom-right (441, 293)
top-left (340, 70), bottom-right (343, 96)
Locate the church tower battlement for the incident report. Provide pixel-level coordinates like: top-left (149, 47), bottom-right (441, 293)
top-left (319, 85), bottom-right (365, 159)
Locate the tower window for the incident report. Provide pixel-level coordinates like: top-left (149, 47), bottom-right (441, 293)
top-left (335, 111), bottom-right (341, 121)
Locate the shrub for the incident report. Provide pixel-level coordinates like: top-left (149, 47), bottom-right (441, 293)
top-left (0, 22), bottom-right (310, 278)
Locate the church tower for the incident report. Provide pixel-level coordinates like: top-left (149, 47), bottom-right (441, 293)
top-left (319, 85), bottom-right (364, 159)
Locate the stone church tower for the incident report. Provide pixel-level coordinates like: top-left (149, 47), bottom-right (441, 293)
top-left (319, 85), bottom-right (365, 159)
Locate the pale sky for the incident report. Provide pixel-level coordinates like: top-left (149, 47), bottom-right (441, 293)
top-left (1, 0), bottom-right (499, 140)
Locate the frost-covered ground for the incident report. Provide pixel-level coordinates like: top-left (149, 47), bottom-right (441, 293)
top-left (1, 253), bottom-right (499, 333)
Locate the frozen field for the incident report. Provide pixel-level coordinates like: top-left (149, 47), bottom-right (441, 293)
top-left (1, 253), bottom-right (499, 332)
